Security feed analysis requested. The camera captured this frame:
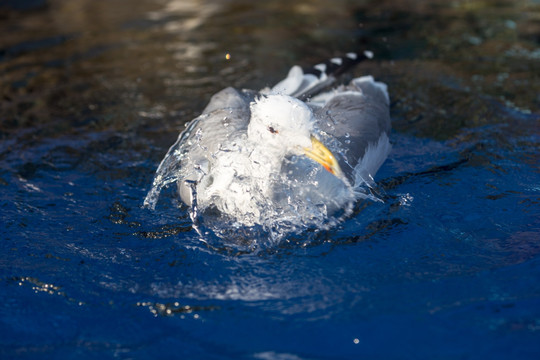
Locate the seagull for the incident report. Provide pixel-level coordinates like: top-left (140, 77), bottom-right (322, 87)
top-left (144, 52), bottom-right (391, 228)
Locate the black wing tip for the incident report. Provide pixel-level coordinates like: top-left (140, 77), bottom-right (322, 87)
top-left (346, 51), bottom-right (374, 60)
top-left (303, 50), bottom-right (374, 78)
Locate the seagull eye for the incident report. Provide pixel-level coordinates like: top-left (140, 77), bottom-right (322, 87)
top-left (268, 126), bottom-right (279, 134)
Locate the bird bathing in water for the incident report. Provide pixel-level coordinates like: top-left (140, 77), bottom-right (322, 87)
top-left (144, 52), bottom-right (391, 230)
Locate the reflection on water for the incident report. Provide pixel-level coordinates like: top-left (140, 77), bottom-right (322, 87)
top-left (1, 0), bottom-right (539, 359)
top-left (2, 0), bottom-right (538, 140)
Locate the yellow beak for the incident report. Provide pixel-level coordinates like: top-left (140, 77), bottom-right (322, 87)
top-left (303, 136), bottom-right (344, 179)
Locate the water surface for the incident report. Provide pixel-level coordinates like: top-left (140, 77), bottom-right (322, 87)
top-left (1, 0), bottom-right (539, 358)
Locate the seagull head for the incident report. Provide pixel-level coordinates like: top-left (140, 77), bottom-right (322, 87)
top-left (248, 94), bottom-right (343, 179)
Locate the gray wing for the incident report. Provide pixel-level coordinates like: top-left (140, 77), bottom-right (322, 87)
top-left (144, 87), bottom-right (255, 208)
top-left (187, 87), bottom-right (254, 159)
top-left (313, 77), bottom-right (391, 183)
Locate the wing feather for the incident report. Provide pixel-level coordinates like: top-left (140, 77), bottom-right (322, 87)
top-left (312, 77), bottom-right (391, 182)
top-left (144, 87), bottom-right (254, 208)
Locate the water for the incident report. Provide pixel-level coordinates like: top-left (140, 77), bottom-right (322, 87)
top-left (1, 0), bottom-right (539, 358)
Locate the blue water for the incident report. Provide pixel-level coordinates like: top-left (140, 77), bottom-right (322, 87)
top-left (1, 0), bottom-right (540, 359)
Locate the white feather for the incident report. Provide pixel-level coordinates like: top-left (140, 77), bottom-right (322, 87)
top-left (353, 132), bottom-right (391, 187)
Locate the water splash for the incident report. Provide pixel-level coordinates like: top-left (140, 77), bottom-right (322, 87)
top-left (144, 117), bottom-right (384, 244)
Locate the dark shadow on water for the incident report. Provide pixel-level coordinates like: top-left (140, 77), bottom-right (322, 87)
top-left (0, 0), bottom-right (47, 12)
